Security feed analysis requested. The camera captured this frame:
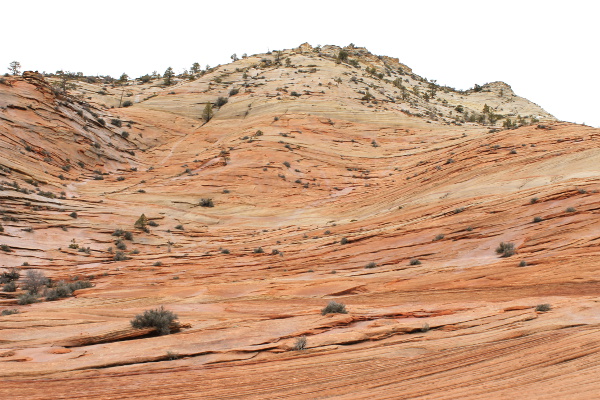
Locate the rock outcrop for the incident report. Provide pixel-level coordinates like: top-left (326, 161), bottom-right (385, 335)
top-left (0, 45), bottom-right (597, 399)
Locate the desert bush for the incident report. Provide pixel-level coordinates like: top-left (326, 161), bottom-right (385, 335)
top-left (535, 303), bottom-right (551, 312)
top-left (409, 258), bottom-right (421, 265)
top-left (321, 301), bottom-right (347, 315)
top-left (121, 131), bottom-right (129, 138)
top-left (215, 97), bottom-right (228, 107)
top-left (175, 224), bottom-right (184, 230)
top-left (18, 293), bottom-right (39, 305)
top-left (113, 251), bottom-right (128, 261)
top-left (519, 260), bottom-right (528, 267)
top-left (3, 281), bottom-right (17, 292)
top-left (153, 261), bottom-right (162, 266)
top-left (221, 248), bottom-right (230, 254)
top-left (1, 309), bottom-right (19, 316)
top-left (0, 268), bottom-right (20, 284)
top-left (112, 228), bottom-right (125, 237)
top-left (434, 234), bottom-right (445, 241)
top-left (122, 100), bottom-right (133, 107)
top-left (496, 242), bottom-right (515, 257)
top-left (148, 220), bottom-right (159, 227)
top-left (253, 247), bottom-right (264, 254)
top-left (365, 261), bottom-right (377, 269)
top-left (566, 207), bottom-right (576, 213)
top-left (530, 197), bottom-right (538, 204)
top-left (23, 270), bottom-right (48, 294)
top-left (111, 119), bottom-right (122, 127)
top-left (340, 237), bottom-right (349, 245)
top-left (283, 161), bottom-right (291, 168)
top-left (130, 306), bottom-right (179, 335)
top-left (293, 336), bottom-right (307, 350)
top-left (69, 212), bottom-right (78, 218)
top-left (229, 88), bottom-right (239, 96)
top-left (199, 198), bottom-right (214, 207)
top-left (1, 244), bottom-right (11, 252)
top-left (123, 231), bottom-right (133, 240)
top-left (533, 216), bottom-right (543, 223)
top-left (115, 240), bottom-right (127, 250)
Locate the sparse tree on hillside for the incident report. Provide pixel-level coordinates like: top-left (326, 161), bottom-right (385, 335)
top-left (163, 67), bottom-right (174, 86)
top-left (202, 102), bottom-right (213, 122)
top-left (8, 61), bottom-right (21, 75)
top-left (231, 53), bottom-right (238, 62)
top-left (119, 73), bottom-right (129, 83)
top-left (337, 50), bottom-right (349, 63)
top-left (134, 214), bottom-right (148, 230)
top-left (190, 62), bottom-right (200, 75)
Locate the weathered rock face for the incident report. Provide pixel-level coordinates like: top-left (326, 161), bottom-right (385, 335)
top-left (0, 46), bottom-right (598, 399)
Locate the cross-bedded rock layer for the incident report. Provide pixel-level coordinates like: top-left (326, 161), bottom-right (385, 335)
top-left (0, 47), bottom-right (598, 399)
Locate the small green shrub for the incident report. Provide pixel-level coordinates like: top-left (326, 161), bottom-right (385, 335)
top-left (566, 207), bottom-right (576, 213)
top-left (215, 97), bottom-right (228, 107)
top-left (113, 251), bottom-right (128, 261)
top-left (175, 224), bottom-right (184, 230)
top-left (340, 237), bottom-right (349, 245)
top-left (409, 258), bottom-right (421, 265)
top-left (535, 303), bottom-right (551, 312)
top-left (496, 242), bottom-right (515, 257)
top-left (434, 234), bottom-right (445, 241)
top-left (253, 247), bottom-right (264, 254)
top-left (530, 197), bottom-right (538, 204)
top-left (365, 261), bottom-right (377, 269)
top-left (321, 301), bottom-right (347, 315)
top-left (0, 268), bottom-right (20, 284)
top-left (519, 260), bottom-right (528, 267)
top-left (3, 281), bottom-right (17, 292)
top-left (533, 216), bottom-right (543, 223)
top-left (199, 198), bottom-right (214, 207)
top-left (1, 309), bottom-right (19, 316)
top-left (122, 100), bottom-right (133, 107)
top-left (293, 336), bottom-right (307, 350)
top-left (18, 293), bottom-right (39, 305)
top-left (130, 306), bottom-right (179, 335)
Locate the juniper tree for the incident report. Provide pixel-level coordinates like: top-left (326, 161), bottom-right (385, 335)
top-left (202, 102), bottom-right (213, 122)
top-left (163, 67), bottom-right (174, 86)
top-left (8, 61), bottom-right (21, 75)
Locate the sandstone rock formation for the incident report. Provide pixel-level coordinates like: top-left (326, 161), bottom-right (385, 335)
top-left (0, 45), bottom-right (598, 399)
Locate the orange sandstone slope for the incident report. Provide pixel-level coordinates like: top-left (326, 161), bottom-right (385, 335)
top-left (0, 45), bottom-right (599, 399)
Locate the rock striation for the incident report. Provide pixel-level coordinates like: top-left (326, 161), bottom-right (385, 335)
top-left (0, 45), bottom-right (598, 399)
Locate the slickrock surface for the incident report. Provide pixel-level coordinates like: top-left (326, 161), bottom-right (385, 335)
top-left (0, 46), bottom-right (598, 399)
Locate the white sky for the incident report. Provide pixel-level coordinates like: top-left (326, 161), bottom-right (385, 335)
top-left (2, 0), bottom-right (598, 126)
